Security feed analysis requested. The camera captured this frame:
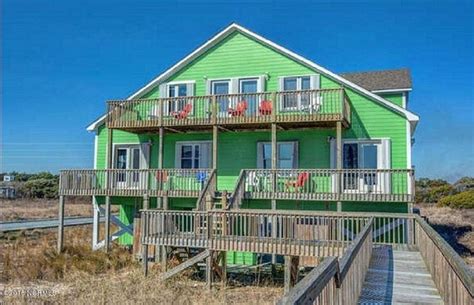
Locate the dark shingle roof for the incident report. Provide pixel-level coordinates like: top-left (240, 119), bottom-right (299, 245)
top-left (340, 68), bottom-right (412, 91)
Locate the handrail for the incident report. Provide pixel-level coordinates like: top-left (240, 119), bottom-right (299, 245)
top-left (107, 88), bottom-right (343, 105)
top-left (228, 169), bottom-right (246, 209)
top-left (59, 168), bottom-right (213, 197)
top-left (277, 257), bottom-right (339, 305)
top-left (240, 168), bottom-right (415, 203)
top-left (414, 214), bottom-right (474, 302)
top-left (106, 88), bottom-right (350, 129)
top-left (208, 208), bottom-right (414, 219)
top-left (277, 218), bottom-right (374, 305)
top-left (195, 169), bottom-right (217, 210)
top-left (337, 218), bottom-right (374, 284)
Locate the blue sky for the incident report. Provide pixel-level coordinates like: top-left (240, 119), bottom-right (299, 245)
top-left (1, 0), bottom-right (473, 181)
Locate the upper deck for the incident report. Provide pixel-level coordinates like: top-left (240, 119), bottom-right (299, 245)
top-left (106, 88), bottom-right (351, 132)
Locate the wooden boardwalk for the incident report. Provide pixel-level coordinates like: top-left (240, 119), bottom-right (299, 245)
top-left (358, 245), bottom-right (443, 305)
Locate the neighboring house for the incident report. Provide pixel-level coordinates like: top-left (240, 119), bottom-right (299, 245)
top-left (59, 23), bottom-right (418, 249)
top-left (3, 175), bottom-right (15, 182)
top-left (1, 176), bottom-right (17, 199)
top-left (0, 186), bottom-right (16, 199)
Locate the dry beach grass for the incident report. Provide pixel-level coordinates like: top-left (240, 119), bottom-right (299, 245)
top-left (0, 200), bottom-right (472, 303)
top-left (417, 204), bottom-right (474, 266)
top-left (0, 226), bottom-right (283, 304)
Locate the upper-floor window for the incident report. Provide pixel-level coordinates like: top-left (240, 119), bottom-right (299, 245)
top-left (257, 141), bottom-right (298, 169)
top-left (175, 141), bottom-right (211, 169)
top-left (280, 75), bottom-right (320, 112)
top-left (168, 84), bottom-right (188, 98)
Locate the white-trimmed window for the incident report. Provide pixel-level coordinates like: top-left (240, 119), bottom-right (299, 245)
top-left (209, 76), bottom-right (265, 115)
top-left (279, 75), bottom-right (321, 111)
top-left (257, 141), bottom-right (298, 169)
top-left (157, 81), bottom-right (195, 115)
top-left (175, 141), bottom-right (212, 169)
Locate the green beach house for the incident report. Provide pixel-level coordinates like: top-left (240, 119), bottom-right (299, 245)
top-left (59, 23), bottom-right (419, 251)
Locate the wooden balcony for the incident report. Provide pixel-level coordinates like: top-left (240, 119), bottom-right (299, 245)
top-left (106, 88), bottom-right (351, 132)
top-left (59, 169), bottom-right (214, 198)
top-left (231, 169), bottom-right (415, 206)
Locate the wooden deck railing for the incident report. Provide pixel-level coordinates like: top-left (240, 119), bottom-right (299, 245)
top-left (141, 210), bottom-right (419, 256)
top-left (59, 169), bottom-right (213, 197)
top-left (139, 209), bottom-right (474, 304)
top-left (277, 218), bottom-right (373, 305)
top-left (142, 209), bottom-right (415, 249)
top-left (106, 88), bottom-right (350, 130)
top-left (414, 215), bottom-right (474, 305)
top-left (232, 169), bottom-right (415, 205)
top-left (141, 210), bottom-right (209, 248)
top-left (141, 209), bottom-right (375, 257)
top-left (196, 169), bottom-right (217, 210)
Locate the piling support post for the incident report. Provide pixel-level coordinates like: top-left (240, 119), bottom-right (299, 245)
top-left (104, 196), bottom-right (111, 252)
top-left (336, 121), bottom-right (343, 212)
top-left (271, 123), bottom-right (277, 265)
top-left (206, 250), bottom-right (213, 290)
top-left (57, 195), bottom-right (65, 253)
top-left (104, 127), bottom-right (113, 252)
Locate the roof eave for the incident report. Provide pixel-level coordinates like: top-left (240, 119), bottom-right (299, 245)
top-left (371, 88), bottom-right (412, 94)
top-left (86, 23), bottom-right (419, 131)
top-left (86, 114), bottom-right (107, 133)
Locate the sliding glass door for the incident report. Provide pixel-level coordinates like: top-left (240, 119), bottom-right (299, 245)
top-left (342, 142), bottom-right (381, 193)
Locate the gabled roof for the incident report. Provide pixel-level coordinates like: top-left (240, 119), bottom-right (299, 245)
top-left (341, 68), bottom-right (412, 92)
top-left (87, 23), bottom-right (419, 132)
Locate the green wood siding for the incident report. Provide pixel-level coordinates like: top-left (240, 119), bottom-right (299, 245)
top-left (93, 31), bottom-right (411, 219)
top-left (378, 93), bottom-right (404, 107)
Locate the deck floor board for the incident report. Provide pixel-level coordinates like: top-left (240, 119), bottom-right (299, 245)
top-left (358, 245), bottom-right (443, 305)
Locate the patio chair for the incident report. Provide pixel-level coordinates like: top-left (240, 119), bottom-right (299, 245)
top-left (171, 103), bottom-right (192, 119)
top-left (301, 93), bottom-right (322, 114)
top-left (285, 172), bottom-right (309, 192)
top-left (258, 100), bottom-right (273, 115)
top-left (247, 171), bottom-right (261, 192)
top-left (228, 100), bottom-right (248, 116)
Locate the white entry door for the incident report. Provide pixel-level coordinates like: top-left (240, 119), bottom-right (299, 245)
top-left (115, 145), bottom-right (142, 189)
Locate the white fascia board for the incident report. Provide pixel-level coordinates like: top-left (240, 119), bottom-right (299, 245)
top-left (87, 23), bottom-right (419, 131)
top-left (86, 114), bottom-right (107, 132)
top-left (371, 88), bottom-right (412, 94)
top-left (229, 24), bottom-right (419, 124)
top-left (127, 24), bottom-right (238, 100)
